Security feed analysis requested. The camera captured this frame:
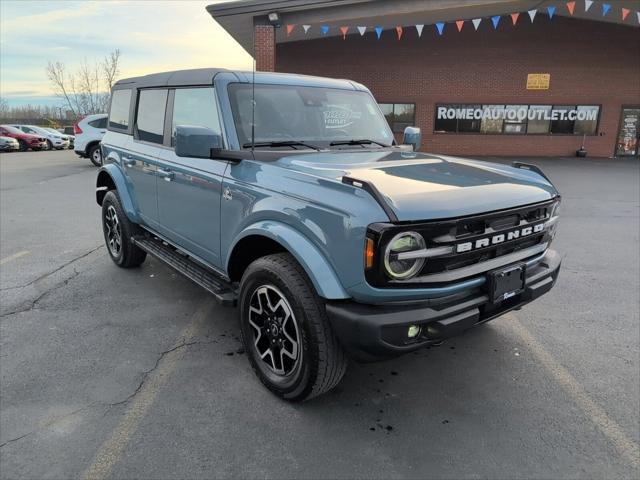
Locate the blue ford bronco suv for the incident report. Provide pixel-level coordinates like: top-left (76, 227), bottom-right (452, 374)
top-left (97, 68), bottom-right (561, 401)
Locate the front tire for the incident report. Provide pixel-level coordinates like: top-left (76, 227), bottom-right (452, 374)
top-left (89, 144), bottom-right (103, 167)
top-left (46, 140), bottom-right (53, 150)
top-left (18, 140), bottom-right (27, 151)
top-left (101, 190), bottom-right (147, 268)
top-left (239, 253), bottom-right (347, 401)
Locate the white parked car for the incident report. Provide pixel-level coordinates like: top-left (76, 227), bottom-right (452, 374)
top-left (0, 135), bottom-right (20, 152)
top-left (11, 125), bottom-right (69, 150)
top-left (73, 114), bottom-right (107, 166)
top-left (42, 127), bottom-right (74, 149)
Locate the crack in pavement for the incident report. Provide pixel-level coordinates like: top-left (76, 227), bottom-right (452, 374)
top-left (107, 338), bottom-right (219, 407)
top-left (0, 245), bottom-right (104, 292)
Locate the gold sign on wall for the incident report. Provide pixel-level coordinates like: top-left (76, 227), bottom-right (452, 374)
top-left (526, 73), bottom-right (550, 90)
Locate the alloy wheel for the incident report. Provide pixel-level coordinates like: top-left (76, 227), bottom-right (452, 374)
top-left (92, 148), bottom-right (102, 165)
top-left (104, 205), bottom-right (122, 257)
top-left (248, 285), bottom-right (301, 376)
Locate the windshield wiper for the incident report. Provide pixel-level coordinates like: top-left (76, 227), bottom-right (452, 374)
top-left (329, 139), bottom-right (390, 148)
top-left (242, 141), bottom-right (320, 151)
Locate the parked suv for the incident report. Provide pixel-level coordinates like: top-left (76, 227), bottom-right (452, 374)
top-left (11, 124), bottom-right (69, 150)
top-left (96, 69), bottom-right (561, 401)
top-left (0, 125), bottom-right (47, 151)
top-left (74, 114), bottom-right (107, 166)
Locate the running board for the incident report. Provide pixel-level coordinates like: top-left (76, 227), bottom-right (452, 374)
top-left (132, 236), bottom-right (237, 306)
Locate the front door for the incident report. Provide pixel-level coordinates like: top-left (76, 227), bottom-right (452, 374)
top-left (156, 86), bottom-right (228, 268)
top-left (616, 107), bottom-right (640, 157)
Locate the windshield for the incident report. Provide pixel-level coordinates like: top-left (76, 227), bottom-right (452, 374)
top-left (228, 84), bottom-right (394, 149)
top-left (1, 125), bottom-right (23, 134)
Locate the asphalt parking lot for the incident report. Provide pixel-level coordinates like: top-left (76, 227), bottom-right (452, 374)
top-left (1, 149), bottom-right (638, 479)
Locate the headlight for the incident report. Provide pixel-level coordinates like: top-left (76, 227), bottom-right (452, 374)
top-left (383, 231), bottom-right (426, 279)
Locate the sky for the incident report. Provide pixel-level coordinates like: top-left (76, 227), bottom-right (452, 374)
top-left (0, 0), bottom-right (253, 107)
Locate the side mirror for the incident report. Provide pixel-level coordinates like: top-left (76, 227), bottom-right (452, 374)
top-left (403, 126), bottom-right (422, 152)
top-left (175, 125), bottom-right (222, 158)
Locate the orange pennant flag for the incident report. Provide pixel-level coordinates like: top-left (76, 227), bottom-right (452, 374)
top-left (395, 26), bottom-right (403, 40)
top-left (340, 26), bottom-right (349, 39)
top-left (566, 1), bottom-right (575, 15)
top-left (456, 20), bottom-right (464, 32)
top-left (286, 24), bottom-right (295, 36)
top-left (510, 13), bottom-right (520, 25)
top-left (622, 8), bottom-right (630, 20)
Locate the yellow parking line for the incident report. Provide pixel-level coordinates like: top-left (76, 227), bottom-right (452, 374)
top-left (82, 298), bottom-right (214, 480)
top-left (504, 313), bottom-right (640, 469)
top-left (0, 250), bottom-right (30, 265)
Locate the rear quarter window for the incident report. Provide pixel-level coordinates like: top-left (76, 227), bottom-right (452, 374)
top-left (89, 117), bottom-right (107, 129)
top-left (108, 89), bottom-right (132, 131)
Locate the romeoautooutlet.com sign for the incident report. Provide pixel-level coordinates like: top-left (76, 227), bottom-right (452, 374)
top-left (436, 106), bottom-right (598, 122)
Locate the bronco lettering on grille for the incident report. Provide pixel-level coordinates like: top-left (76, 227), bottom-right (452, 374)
top-left (455, 223), bottom-right (545, 253)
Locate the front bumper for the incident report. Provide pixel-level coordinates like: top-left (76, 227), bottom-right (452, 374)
top-left (326, 249), bottom-right (561, 361)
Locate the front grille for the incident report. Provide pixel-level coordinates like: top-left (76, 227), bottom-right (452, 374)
top-left (367, 199), bottom-right (557, 287)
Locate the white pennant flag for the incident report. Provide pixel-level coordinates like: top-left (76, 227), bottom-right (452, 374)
top-left (584, 0), bottom-right (593, 12)
top-left (637, 11), bottom-right (640, 24)
top-left (528, 9), bottom-right (537, 22)
top-left (415, 24), bottom-right (424, 37)
top-left (472, 18), bottom-right (482, 30)
top-left (302, 24), bottom-right (311, 34)
top-left (357, 26), bottom-right (367, 36)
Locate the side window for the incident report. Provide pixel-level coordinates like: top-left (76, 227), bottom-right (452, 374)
top-left (171, 88), bottom-right (221, 147)
top-left (136, 89), bottom-right (168, 144)
top-left (109, 89), bottom-right (132, 131)
top-left (89, 117), bottom-right (107, 129)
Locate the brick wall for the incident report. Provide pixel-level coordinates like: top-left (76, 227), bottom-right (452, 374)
top-left (268, 17), bottom-right (640, 157)
top-left (254, 24), bottom-right (276, 72)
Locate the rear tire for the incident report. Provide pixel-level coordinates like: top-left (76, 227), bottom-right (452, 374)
top-left (46, 140), bottom-right (53, 150)
top-left (89, 144), bottom-right (103, 167)
top-left (101, 190), bottom-right (147, 268)
top-left (239, 253), bottom-right (347, 401)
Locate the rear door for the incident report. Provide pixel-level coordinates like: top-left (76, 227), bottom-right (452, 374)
top-left (125, 88), bottom-right (168, 227)
top-left (155, 86), bottom-right (228, 268)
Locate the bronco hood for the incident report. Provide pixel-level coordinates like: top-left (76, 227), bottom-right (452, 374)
top-left (276, 150), bottom-right (558, 221)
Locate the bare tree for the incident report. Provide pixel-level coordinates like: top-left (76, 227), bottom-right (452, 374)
top-left (45, 49), bottom-right (121, 116)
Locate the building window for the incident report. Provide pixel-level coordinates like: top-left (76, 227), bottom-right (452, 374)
top-left (379, 103), bottom-right (415, 133)
top-left (135, 89), bottom-right (168, 144)
top-left (435, 104), bottom-right (600, 135)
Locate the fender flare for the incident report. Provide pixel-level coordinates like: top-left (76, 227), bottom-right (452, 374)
top-left (96, 163), bottom-right (141, 224)
top-left (228, 221), bottom-right (350, 300)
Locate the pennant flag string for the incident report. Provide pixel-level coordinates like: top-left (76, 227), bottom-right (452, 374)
top-left (472, 18), bottom-right (482, 30)
top-left (510, 12), bottom-right (520, 25)
top-left (528, 9), bottom-right (537, 22)
top-left (415, 24), bottom-right (424, 37)
top-left (491, 15), bottom-right (500, 29)
top-left (602, 3), bottom-right (610, 16)
top-left (321, 25), bottom-right (330, 35)
top-left (621, 7), bottom-right (630, 20)
top-left (547, 6), bottom-right (556, 19)
top-left (637, 11), bottom-right (640, 24)
top-left (584, 0), bottom-right (593, 12)
top-left (566, 1), bottom-right (576, 15)
top-left (286, 24), bottom-right (295, 37)
top-left (302, 24), bottom-right (311, 34)
top-left (340, 26), bottom-right (349, 40)
top-left (375, 26), bottom-right (383, 39)
top-left (456, 20), bottom-right (464, 32)
top-left (435, 22), bottom-right (445, 35)
top-left (357, 26), bottom-right (366, 36)
top-left (395, 26), bottom-right (403, 40)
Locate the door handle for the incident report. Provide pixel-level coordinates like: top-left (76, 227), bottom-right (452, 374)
top-left (157, 168), bottom-right (174, 181)
top-left (124, 156), bottom-right (136, 167)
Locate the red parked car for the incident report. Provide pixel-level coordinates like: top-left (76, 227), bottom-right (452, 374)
top-left (0, 125), bottom-right (47, 151)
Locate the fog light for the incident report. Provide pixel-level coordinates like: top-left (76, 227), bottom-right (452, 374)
top-left (407, 325), bottom-right (421, 338)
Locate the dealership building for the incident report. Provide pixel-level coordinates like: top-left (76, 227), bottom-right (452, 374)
top-left (208, 0), bottom-right (640, 158)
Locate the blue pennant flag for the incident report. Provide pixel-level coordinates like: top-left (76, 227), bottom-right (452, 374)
top-left (547, 6), bottom-right (556, 18)
top-left (602, 3), bottom-right (611, 16)
top-left (375, 26), bottom-right (383, 39)
top-left (435, 22), bottom-right (445, 35)
top-left (491, 15), bottom-right (500, 29)
top-left (321, 25), bottom-right (330, 35)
